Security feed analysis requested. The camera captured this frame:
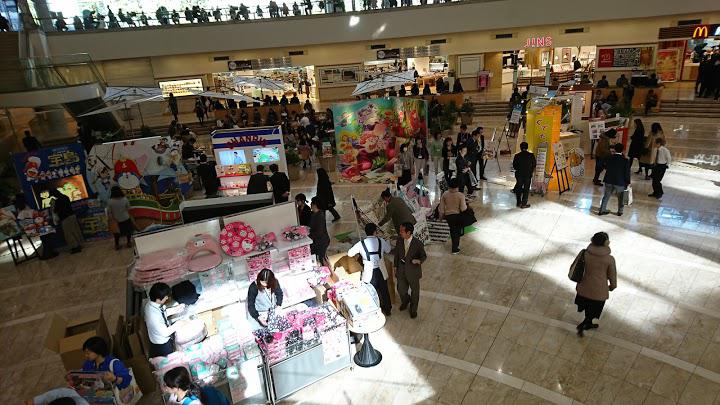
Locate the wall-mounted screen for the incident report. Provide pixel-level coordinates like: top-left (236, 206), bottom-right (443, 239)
top-left (218, 150), bottom-right (247, 166)
top-left (252, 147), bottom-right (280, 163)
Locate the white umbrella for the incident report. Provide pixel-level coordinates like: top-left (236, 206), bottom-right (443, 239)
top-left (193, 91), bottom-right (256, 104)
top-left (103, 86), bottom-right (162, 102)
top-left (351, 70), bottom-right (416, 96)
top-left (79, 95), bottom-right (165, 136)
top-left (232, 76), bottom-right (291, 92)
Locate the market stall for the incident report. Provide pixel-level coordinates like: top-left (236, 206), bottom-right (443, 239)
top-left (211, 126), bottom-right (287, 197)
top-left (127, 201), bottom-right (354, 404)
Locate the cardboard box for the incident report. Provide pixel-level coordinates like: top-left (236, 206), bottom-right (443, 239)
top-left (126, 356), bottom-right (156, 395)
top-left (45, 306), bottom-right (110, 371)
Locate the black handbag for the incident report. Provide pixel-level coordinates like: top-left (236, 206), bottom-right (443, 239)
top-left (568, 249), bottom-right (587, 282)
top-left (460, 207), bottom-right (477, 227)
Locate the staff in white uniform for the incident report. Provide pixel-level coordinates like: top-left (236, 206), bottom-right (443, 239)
top-left (347, 223), bottom-right (392, 316)
top-left (143, 282), bottom-right (183, 358)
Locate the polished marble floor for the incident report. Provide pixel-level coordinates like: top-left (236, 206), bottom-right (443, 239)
top-left (2, 121), bottom-right (720, 404)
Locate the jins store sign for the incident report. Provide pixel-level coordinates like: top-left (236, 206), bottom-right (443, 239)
top-left (524, 36), bottom-right (553, 48)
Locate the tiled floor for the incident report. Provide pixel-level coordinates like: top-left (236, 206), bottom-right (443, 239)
top-left (2, 117), bottom-right (720, 404)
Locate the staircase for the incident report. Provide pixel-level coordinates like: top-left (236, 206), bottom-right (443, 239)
top-left (657, 99), bottom-right (720, 118)
top-left (472, 101), bottom-right (510, 117)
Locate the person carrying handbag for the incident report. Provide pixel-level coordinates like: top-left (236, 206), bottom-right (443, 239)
top-left (570, 232), bottom-right (617, 337)
top-left (438, 178), bottom-right (467, 254)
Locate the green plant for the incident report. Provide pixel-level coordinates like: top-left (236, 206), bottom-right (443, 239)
top-left (460, 99), bottom-right (475, 114)
top-left (438, 101), bottom-right (458, 130)
top-left (286, 148), bottom-right (301, 165)
top-left (608, 102), bottom-right (634, 118)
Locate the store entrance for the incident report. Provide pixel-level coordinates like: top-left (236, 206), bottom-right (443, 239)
top-left (363, 55), bottom-right (449, 94)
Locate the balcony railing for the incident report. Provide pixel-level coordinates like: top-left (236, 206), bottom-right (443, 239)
top-left (37, 0), bottom-right (471, 33)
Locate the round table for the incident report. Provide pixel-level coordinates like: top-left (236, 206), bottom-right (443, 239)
top-left (348, 313), bottom-right (386, 368)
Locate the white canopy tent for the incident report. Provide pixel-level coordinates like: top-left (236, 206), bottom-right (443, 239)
top-left (103, 86), bottom-right (162, 102)
top-left (351, 70), bottom-right (416, 96)
top-left (79, 94), bottom-right (165, 136)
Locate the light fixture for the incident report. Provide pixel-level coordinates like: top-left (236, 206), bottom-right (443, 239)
top-left (349, 15), bottom-right (360, 27)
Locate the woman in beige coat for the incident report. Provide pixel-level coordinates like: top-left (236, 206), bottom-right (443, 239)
top-left (639, 123), bottom-right (665, 179)
top-left (575, 232), bottom-right (617, 336)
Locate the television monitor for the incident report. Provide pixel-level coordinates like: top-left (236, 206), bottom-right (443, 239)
top-left (252, 147), bottom-right (280, 163)
top-left (32, 175), bottom-right (89, 209)
top-left (218, 150), bottom-right (247, 166)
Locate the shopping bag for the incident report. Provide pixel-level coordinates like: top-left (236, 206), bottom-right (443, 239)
top-left (623, 186), bottom-right (633, 206)
top-left (110, 360), bottom-right (142, 405)
top-left (568, 249), bottom-right (587, 282)
top-left (467, 170), bottom-right (479, 188)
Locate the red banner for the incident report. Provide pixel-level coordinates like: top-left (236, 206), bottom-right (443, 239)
top-left (597, 48), bottom-right (614, 68)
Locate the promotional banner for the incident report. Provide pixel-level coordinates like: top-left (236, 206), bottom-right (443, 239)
top-left (597, 46), bottom-right (654, 69)
top-left (87, 137), bottom-right (191, 232)
top-left (332, 97), bottom-right (428, 183)
top-left (656, 48), bottom-right (681, 82)
top-left (12, 143), bottom-right (107, 239)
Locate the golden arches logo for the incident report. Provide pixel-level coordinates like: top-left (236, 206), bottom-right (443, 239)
top-left (693, 26), bottom-right (708, 39)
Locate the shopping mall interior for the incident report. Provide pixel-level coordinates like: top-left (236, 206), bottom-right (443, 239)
top-left (1, 0), bottom-right (720, 403)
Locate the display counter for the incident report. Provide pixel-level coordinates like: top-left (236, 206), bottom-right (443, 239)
top-left (594, 86), bottom-right (663, 112)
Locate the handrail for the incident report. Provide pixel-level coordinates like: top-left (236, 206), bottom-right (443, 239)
top-left (30, 0), bottom-right (491, 34)
top-left (0, 53), bottom-right (106, 93)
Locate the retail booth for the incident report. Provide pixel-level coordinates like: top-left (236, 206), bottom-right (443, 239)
top-left (657, 23), bottom-right (720, 82)
top-left (210, 126), bottom-right (287, 197)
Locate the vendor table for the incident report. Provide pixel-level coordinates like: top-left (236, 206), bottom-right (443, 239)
top-left (348, 313), bottom-right (386, 368)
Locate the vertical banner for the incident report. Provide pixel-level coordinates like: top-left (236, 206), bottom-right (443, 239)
top-left (332, 97), bottom-right (428, 183)
top-left (656, 48), bottom-right (681, 82)
top-left (87, 137), bottom-right (192, 232)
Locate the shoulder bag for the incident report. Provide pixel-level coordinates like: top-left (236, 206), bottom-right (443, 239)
top-left (568, 249), bottom-right (587, 282)
top-left (110, 359), bottom-right (142, 405)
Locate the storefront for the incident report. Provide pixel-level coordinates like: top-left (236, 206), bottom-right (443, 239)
top-left (657, 24), bottom-right (720, 82)
top-left (316, 45), bottom-right (448, 101)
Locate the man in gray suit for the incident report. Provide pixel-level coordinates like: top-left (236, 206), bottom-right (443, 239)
top-left (394, 222), bottom-right (427, 319)
top-left (378, 188), bottom-right (416, 233)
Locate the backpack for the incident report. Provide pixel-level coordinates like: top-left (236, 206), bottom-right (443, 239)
top-left (199, 385), bottom-right (231, 405)
top-left (568, 249), bottom-right (587, 282)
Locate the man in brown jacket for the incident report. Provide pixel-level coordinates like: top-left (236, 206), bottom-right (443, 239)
top-left (592, 129), bottom-right (616, 186)
top-left (575, 232), bottom-right (617, 336)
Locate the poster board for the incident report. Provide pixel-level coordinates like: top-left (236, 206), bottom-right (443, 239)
top-left (332, 97), bottom-right (428, 183)
top-left (158, 78), bottom-right (203, 97)
top-left (509, 105), bottom-right (522, 124)
top-left (87, 137), bottom-right (192, 233)
top-left (588, 119), bottom-right (605, 140)
top-left (596, 45), bottom-right (655, 70)
top-left (553, 142), bottom-right (567, 170)
top-left (656, 48), bottom-right (681, 82)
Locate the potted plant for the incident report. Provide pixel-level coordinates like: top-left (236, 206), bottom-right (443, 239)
top-left (285, 149), bottom-right (301, 181)
top-left (459, 99), bottom-right (475, 125)
top-left (438, 100), bottom-right (458, 133)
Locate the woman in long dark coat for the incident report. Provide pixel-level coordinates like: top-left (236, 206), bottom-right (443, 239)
top-left (315, 168), bottom-right (341, 222)
top-left (628, 118), bottom-right (645, 173)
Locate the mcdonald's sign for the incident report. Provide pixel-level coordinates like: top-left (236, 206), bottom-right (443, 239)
top-left (693, 25), bottom-right (709, 39)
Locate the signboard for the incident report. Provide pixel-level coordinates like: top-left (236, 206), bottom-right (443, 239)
top-left (568, 147), bottom-right (585, 179)
top-left (656, 48), bottom-right (681, 82)
top-left (321, 142), bottom-right (333, 158)
top-left (588, 119), bottom-right (605, 140)
top-left (553, 142), bottom-right (567, 170)
top-left (227, 60), bottom-right (253, 71)
top-left (532, 143), bottom-right (548, 193)
top-left (509, 105), bottom-right (522, 124)
top-left (693, 25), bottom-right (710, 39)
top-left (597, 46), bottom-right (654, 69)
top-left (523, 36), bottom-right (553, 48)
top-left (318, 64), bottom-right (361, 87)
top-left (158, 78), bottom-right (204, 97)
top-left (528, 85), bottom-right (549, 96)
top-left (376, 49), bottom-right (401, 60)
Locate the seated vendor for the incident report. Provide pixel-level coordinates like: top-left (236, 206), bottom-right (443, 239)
top-left (81, 337), bottom-right (132, 390)
top-left (247, 269), bottom-right (284, 330)
top-left (143, 282), bottom-right (184, 357)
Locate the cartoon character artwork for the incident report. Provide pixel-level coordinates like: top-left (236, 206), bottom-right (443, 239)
top-left (39, 190), bottom-right (55, 209)
top-left (24, 156), bottom-right (41, 182)
top-left (114, 158), bottom-right (143, 190)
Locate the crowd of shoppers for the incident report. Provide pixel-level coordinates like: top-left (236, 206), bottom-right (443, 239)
top-left (45, 0), bottom-right (468, 32)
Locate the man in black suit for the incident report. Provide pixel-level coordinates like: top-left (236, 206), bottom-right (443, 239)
top-left (393, 222), bottom-right (427, 319)
top-left (268, 163), bottom-right (290, 203)
top-left (246, 165), bottom-right (269, 194)
top-left (512, 142), bottom-right (536, 208)
top-left (598, 143), bottom-right (631, 216)
top-left (196, 154), bottom-right (219, 197)
top-left (456, 124), bottom-right (470, 148)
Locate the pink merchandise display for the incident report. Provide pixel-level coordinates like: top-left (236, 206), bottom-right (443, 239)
top-left (281, 225), bottom-right (309, 241)
top-left (219, 221), bottom-right (257, 257)
top-left (245, 251), bottom-right (272, 282)
top-left (132, 248), bottom-right (188, 286)
top-left (287, 245), bottom-right (314, 272)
